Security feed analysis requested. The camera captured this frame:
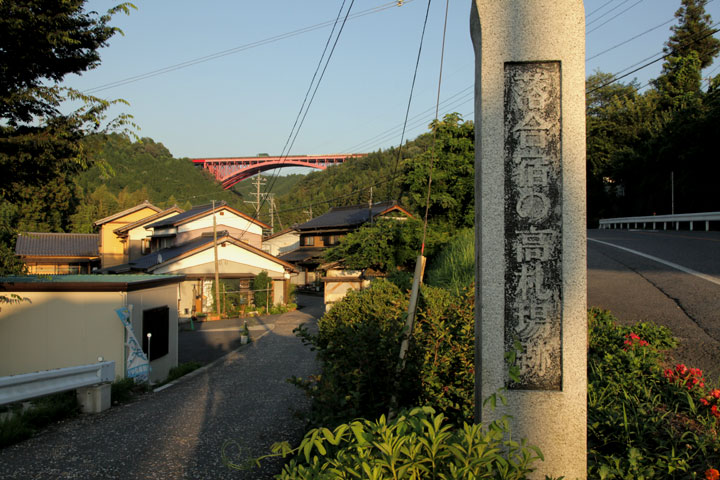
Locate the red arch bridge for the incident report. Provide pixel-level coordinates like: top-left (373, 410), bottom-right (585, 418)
top-left (191, 154), bottom-right (367, 189)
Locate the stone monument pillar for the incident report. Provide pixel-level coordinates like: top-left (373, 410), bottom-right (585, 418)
top-left (471, 1), bottom-right (586, 479)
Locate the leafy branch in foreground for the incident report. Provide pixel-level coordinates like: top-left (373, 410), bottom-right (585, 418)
top-left (223, 406), bottom-right (544, 480)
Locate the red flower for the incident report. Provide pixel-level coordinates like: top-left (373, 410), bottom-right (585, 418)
top-left (711, 389), bottom-right (720, 399)
top-left (706, 468), bottom-right (720, 480)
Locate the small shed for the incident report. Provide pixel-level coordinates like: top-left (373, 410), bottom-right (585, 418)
top-left (0, 274), bottom-right (184, 384)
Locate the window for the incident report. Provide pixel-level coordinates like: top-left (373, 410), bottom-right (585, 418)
top-left (142, 306), bottom-right (169, 361)
top-left (323, 235), bottom-right (339, 246)
top-left (302, 236), bottom-right (315, 246)
top-left (141, 238), bottom-right (151, 255)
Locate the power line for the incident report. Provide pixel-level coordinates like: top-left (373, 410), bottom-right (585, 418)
top-left (234, 0), bottom-right (358, 237)
top-left (587, 0), bottom-right (647, 35)
top-left (586, 17), bottom-right (675, 61)
top-left (389, 0), bottom-right (434, 202)
top-left (82, 1), bottom-right (408, 94)
top-left (586, 0), bottom-right (635, 27)
top-left (586, 23), bottom-right (720, 94)
top-left (586, 0), bottom-right (618, 20)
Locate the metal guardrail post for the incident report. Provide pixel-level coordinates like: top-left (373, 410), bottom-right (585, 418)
top-left (0, 361), bottom-right (115, 406)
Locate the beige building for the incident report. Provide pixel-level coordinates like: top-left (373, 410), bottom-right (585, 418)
top-left (94, 201), bottom-right (162, 269)
top-left (0, 274), bottom-right (183, 383)
top-left (112, 206), bottom-right (183, 263)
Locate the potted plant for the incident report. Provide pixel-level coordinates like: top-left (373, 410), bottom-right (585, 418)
top-left (240, 321), bottom-right (250, 344)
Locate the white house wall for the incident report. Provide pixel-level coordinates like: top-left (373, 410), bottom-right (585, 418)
top-left (178, 213), bottom-right (263, 237)
top-left (127, 213), bottom-right (180, 261)
top-left (153, 244), bottom-right (285, 276)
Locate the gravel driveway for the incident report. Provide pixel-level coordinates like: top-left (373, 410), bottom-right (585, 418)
top-left (0, 295), bottom-right (322, 480)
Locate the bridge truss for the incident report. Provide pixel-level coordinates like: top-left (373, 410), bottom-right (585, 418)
top-left (191, 154), bottom-right (367, 189)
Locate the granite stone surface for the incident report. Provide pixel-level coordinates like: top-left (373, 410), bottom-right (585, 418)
top-left (472, 1), bottom-right (586, 478)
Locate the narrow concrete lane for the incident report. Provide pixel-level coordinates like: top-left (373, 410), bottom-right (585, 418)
top-left (0, 295), bottom-right (322, 480)
top-left (588, 230), bottom-right (720, 382)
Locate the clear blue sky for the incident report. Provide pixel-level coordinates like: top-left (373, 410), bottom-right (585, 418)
top-left (66, 0), bottom-right (720, 163)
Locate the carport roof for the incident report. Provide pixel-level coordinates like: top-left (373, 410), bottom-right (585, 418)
top-left (0, 274), bottom-right (185, 292)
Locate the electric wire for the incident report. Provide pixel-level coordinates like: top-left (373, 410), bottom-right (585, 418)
top-left (389, 0), bottom-right (434, 202)
top-left (587, 0), bottom-right (647, 35)
top-left (82, 1), bottom-right (408, 94)
top-left (233, 0), bottom-right (357, 233)
top-left (419, 0), bottom-right (449, 254)
top-left (586, 0), bottom-right (635, 27)
top-left (586, 23), bottom-right (720, 94)
top-left (586, 0), bottom-right (618, 20)
top-left (586, 17), bottom-right (675, 61)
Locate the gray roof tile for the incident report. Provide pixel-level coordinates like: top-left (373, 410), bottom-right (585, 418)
top-left (16, 233), bottom-right (99, 257)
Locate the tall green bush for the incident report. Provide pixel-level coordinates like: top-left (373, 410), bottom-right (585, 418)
top-left (293, 279), bottom-right (475, 427)
top-left (252, 271), bottom-right (271, 309)
top-left (293, 280), bottom-right (412, 426)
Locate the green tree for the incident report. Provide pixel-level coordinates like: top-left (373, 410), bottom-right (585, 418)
top-left (664, 0), bottom-right (720, 69)
top-left (400, 113), bottom-right (474, 232)
top-left (0, 1), bottom-right (134, 274)
top-left (324, 217), bottom-right (424, 272)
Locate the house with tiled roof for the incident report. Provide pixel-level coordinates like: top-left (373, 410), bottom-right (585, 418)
top-left (278, 200), bottom-right (412, 283)
top-left (112, 206), bottom-right (184, 263)
top-left (94, 200), bottom-right (162, 268)
top-left (144, 202), bottom-right (268, 251)
top-left (15, 200), bottom-right (296, 321)
top-left (15, 232), bottom-right (100, 274)
top-left (101, 233), bottom-right (297, 317)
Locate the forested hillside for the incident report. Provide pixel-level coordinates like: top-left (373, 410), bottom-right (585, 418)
top-left (71, 134), bottom-right (306, 232)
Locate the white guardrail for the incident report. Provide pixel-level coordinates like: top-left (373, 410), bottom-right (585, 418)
top-left (0, 361), bottom-right (114, 406)
top-left (599, 212), bottom-right (720, 231)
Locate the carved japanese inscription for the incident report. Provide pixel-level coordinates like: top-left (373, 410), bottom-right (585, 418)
top-left (504, 62), bottom-right (562, 390)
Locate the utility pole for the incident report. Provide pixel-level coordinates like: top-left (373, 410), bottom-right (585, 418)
top-left (671, 171), bottom-right (675, 215)
top-left (212, 200), bottom-right (220, 315)
top-left (368, 186), bottom-right (374, 225)
top-left (244, 175), bottom-right (267, 219)
top-left (303, 206), bottom-right (313, 222)
top-left (268, 193), bottom-right (275, 234)
top-left (272, 196), bottom-right (284, 231)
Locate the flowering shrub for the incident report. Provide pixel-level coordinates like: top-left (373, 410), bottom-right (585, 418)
top-left (664, 363), bottom-right (706, 391)
top-left (623, 332), bottom-right (650, 350)
top-left (588, 309), bottom-right (720, 479)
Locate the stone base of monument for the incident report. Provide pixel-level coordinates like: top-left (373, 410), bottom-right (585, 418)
top-left (77, 383), bottom-right (111, 413)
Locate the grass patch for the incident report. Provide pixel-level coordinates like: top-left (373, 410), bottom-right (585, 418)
top-left (0, 391), bottom-right (79, 448)
top-left (424, 228), bottom-right (474, 295)
top-left (153, 361), bottom-right (204, 389)
top-left (111, 377), bottom-right (150, 404)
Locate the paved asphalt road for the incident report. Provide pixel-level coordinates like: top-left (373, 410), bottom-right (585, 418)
top-left (0, 295), bottom-right (323, 480)
top-left (588, 229), bottom-right (720, 381)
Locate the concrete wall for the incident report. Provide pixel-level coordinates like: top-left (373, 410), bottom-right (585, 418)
top-left (127, 284), bottom-right (179, 383)
top-left (0, 284), bottom-right (180, 384)
top-left (0, 291), bottom-right (126, 380)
